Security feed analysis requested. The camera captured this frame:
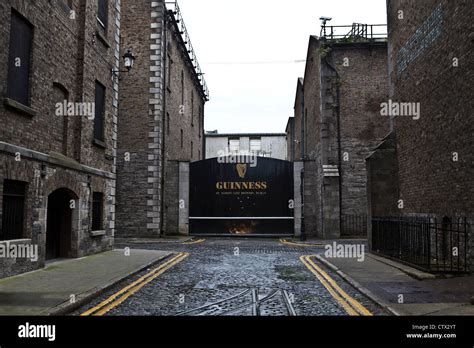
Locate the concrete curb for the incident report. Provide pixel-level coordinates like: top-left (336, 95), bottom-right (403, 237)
top-left (313, 254), bottom-right (402, 316)
top-left (49, 251), bottom-right (174, 316)
top-left (367, 253), bottom-right (440, 281)
top-left (115, 237), bottom-right (194, 245)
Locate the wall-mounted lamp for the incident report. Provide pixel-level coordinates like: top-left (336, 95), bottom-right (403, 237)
top-left (111, 49), bottom-right (136, 78)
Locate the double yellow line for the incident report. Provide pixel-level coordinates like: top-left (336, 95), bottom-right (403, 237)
top-left (280, 239), bottom-right (323, 247)
top-left (182, 239), bottom-right (205, 245)
top-left (81, 252), bottom-right (189, 316)
top-left (300, 255), bottom-right (372, 316)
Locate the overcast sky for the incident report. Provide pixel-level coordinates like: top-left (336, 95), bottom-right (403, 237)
top-left (178, 0), bottom-right (387, 134)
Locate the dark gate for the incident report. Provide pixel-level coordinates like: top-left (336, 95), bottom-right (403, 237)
top-left (189, 157), bottom-right (294, 236)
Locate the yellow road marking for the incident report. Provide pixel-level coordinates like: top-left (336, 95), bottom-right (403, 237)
top-left (280, 239), bottom-right (323, 247)
top-left (182, 239), bottom-right (205, 245)
top-left (300, 255), bottom-right (372, 316)
top-left (81, 252), bottom-right (189, 316)
top-left (305, 256), bottom-right (372, 316)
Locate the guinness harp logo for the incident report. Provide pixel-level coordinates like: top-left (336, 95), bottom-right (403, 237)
top-left (236, 164), bottom-right (248, 179)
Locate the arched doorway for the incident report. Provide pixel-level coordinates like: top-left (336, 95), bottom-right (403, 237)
top-left (46, 188), bottom-right (76, 260)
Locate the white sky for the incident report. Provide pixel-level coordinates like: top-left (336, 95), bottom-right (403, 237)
top-left (178, 0), bottom-right (387, 133)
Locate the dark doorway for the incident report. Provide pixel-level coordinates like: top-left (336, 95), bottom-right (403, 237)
top-left (46, 189), bottom-right (74, 260)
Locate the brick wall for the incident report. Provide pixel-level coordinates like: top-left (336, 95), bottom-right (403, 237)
top-left (293, 78), bottom-right (304, 161)
top-left (331, 43), bottom-right (390, 217)
top-left (0, 0), bottom-right (119, 278)
top-left (117, 0), bottom-right (206, 237)
top-left (297, 35), bottom-right (390, 238)
top-left (388, 0), bottom-right (474, 216)
top-left (387, 0), bottom-right (474, 270)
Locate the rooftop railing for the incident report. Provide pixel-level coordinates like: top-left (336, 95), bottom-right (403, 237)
top-left (320, 23), bottom-right (387, 42)
top-left (165, 1), bottom-right (209, 101)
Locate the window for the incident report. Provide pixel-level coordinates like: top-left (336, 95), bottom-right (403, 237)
top-left (97, 0), bottom-right (108, 28)
top-left (191, 141), bottom-right (194, 158)
top-left (92, 192), bottom-right (104, 231)
top-left (1, 180), bottom-right (27, 241)
top-left (53, 83), bottom-right (69, 155)
top-left (181, 70), bottom-right (184, 105)
top-left (199, 106), bottom-right (202, 137)
top-left (191, 91), bottom-right (194, 126)
top-left (180, 129), bottom-right (183, 148)
top-left (167, 112), bottom-right (170, 135)
top-left (94, 81), bottom-right (106, 142)
top-left (166, 54), bottom-right (172, 90)
top-left (229, 138), bottom-right (240, 153)
top-left (250, 138), bottom-right (262, 153)
top-left (7, 10), bottom-right (33, 106)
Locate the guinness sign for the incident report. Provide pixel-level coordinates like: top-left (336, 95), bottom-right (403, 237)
top-left (189, 157), bottom-right (294, 236)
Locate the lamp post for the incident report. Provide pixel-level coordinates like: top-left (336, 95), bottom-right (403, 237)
top-left (112, 49), bottom-right (136, 78)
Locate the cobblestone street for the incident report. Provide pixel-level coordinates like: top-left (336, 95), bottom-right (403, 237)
top-left (76, 239), bottom-right (385, 316)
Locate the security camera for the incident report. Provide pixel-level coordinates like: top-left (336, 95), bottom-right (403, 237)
top-left (320, 17), bottom-right (332, 25)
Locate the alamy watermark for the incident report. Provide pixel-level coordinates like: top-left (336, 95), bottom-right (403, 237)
top-left (217, 149), bottom-right (258, 168)
top-left (0, 242), bottom-right (39, 262)
top-left (380, 100), bottom-right (420, 120)
top-left (55, 100), bottom-right (95, 120)
top-left (325, 242), bottom-right (365, 262)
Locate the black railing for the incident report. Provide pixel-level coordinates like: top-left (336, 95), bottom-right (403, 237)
top-left (341, 214), bottom-right (367, 237)
top-left (320, 23), bottom-right (387, 42)
top-left (372, 217), bottom-right (470, 273)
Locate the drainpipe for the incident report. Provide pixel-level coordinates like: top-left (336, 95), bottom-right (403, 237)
top-left (300, 86), bottom-right (306, 241)
top-left (160, 7), bottom-right (168, 237)
top-left (324, 54), bottom-right (343, 235)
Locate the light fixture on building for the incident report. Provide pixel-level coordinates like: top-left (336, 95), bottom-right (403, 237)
top-left (111, 49), bottom-right (136, 78)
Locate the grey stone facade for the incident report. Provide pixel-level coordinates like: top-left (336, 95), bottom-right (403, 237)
top-left (116, 0), bottom-right (207, 238)
top-left (0, 0), bottom-right (120, 278)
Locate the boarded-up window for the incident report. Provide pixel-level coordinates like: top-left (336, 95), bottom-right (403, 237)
top-left (97, 0), bottom-right (108, 28)
top-left (7, 11), bottom-right (33, 106)
top-left (1, 180), bottom-right (27, 241)
top-left (94, 81), bottom-right (106, 142)
top-left (92, 192), bottom-right (104, 231)
top-left (52, 83), bottom-right (69, 155)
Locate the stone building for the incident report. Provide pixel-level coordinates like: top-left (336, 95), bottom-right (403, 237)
top-left (205, 133), bottom-right (288, 161)
top-left (368, 0), bottom-right (473, 271)
top-left (292, 27), bottom-right (390, 239)
top-left (117, 0), bottom-right (208, 237)
top-left (285, 117), bottom-right (295, 161)
top-left (0, 0), bottom-right (121, 278)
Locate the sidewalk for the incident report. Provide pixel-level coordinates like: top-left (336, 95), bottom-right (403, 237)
top-left (316, 253), bottom-right (474, 316)
top-left (0, 249), bottom-right (172, 316)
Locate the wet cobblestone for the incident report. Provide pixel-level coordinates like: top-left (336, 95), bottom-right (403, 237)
top-left (74, 239), bottom-right (386, 316)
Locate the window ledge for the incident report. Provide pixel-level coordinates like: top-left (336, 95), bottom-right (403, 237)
top-left (90, 230), bottom-right (106, 237)
top-left (4, 98), bottom-right (37, 117)
top-left (96, 30), bottom-right (111, 48)
top-left (93, 138), bottom-right (106, 149)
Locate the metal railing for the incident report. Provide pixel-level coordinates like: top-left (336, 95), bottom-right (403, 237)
top-left (320, 23), bottom-right (387, 42)
top-left (165, 1), bottom-right (209, 101)
top-left (372, 217), bottom-right (470, 273)
top-left (341, 214), bottom-right (367, 237)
